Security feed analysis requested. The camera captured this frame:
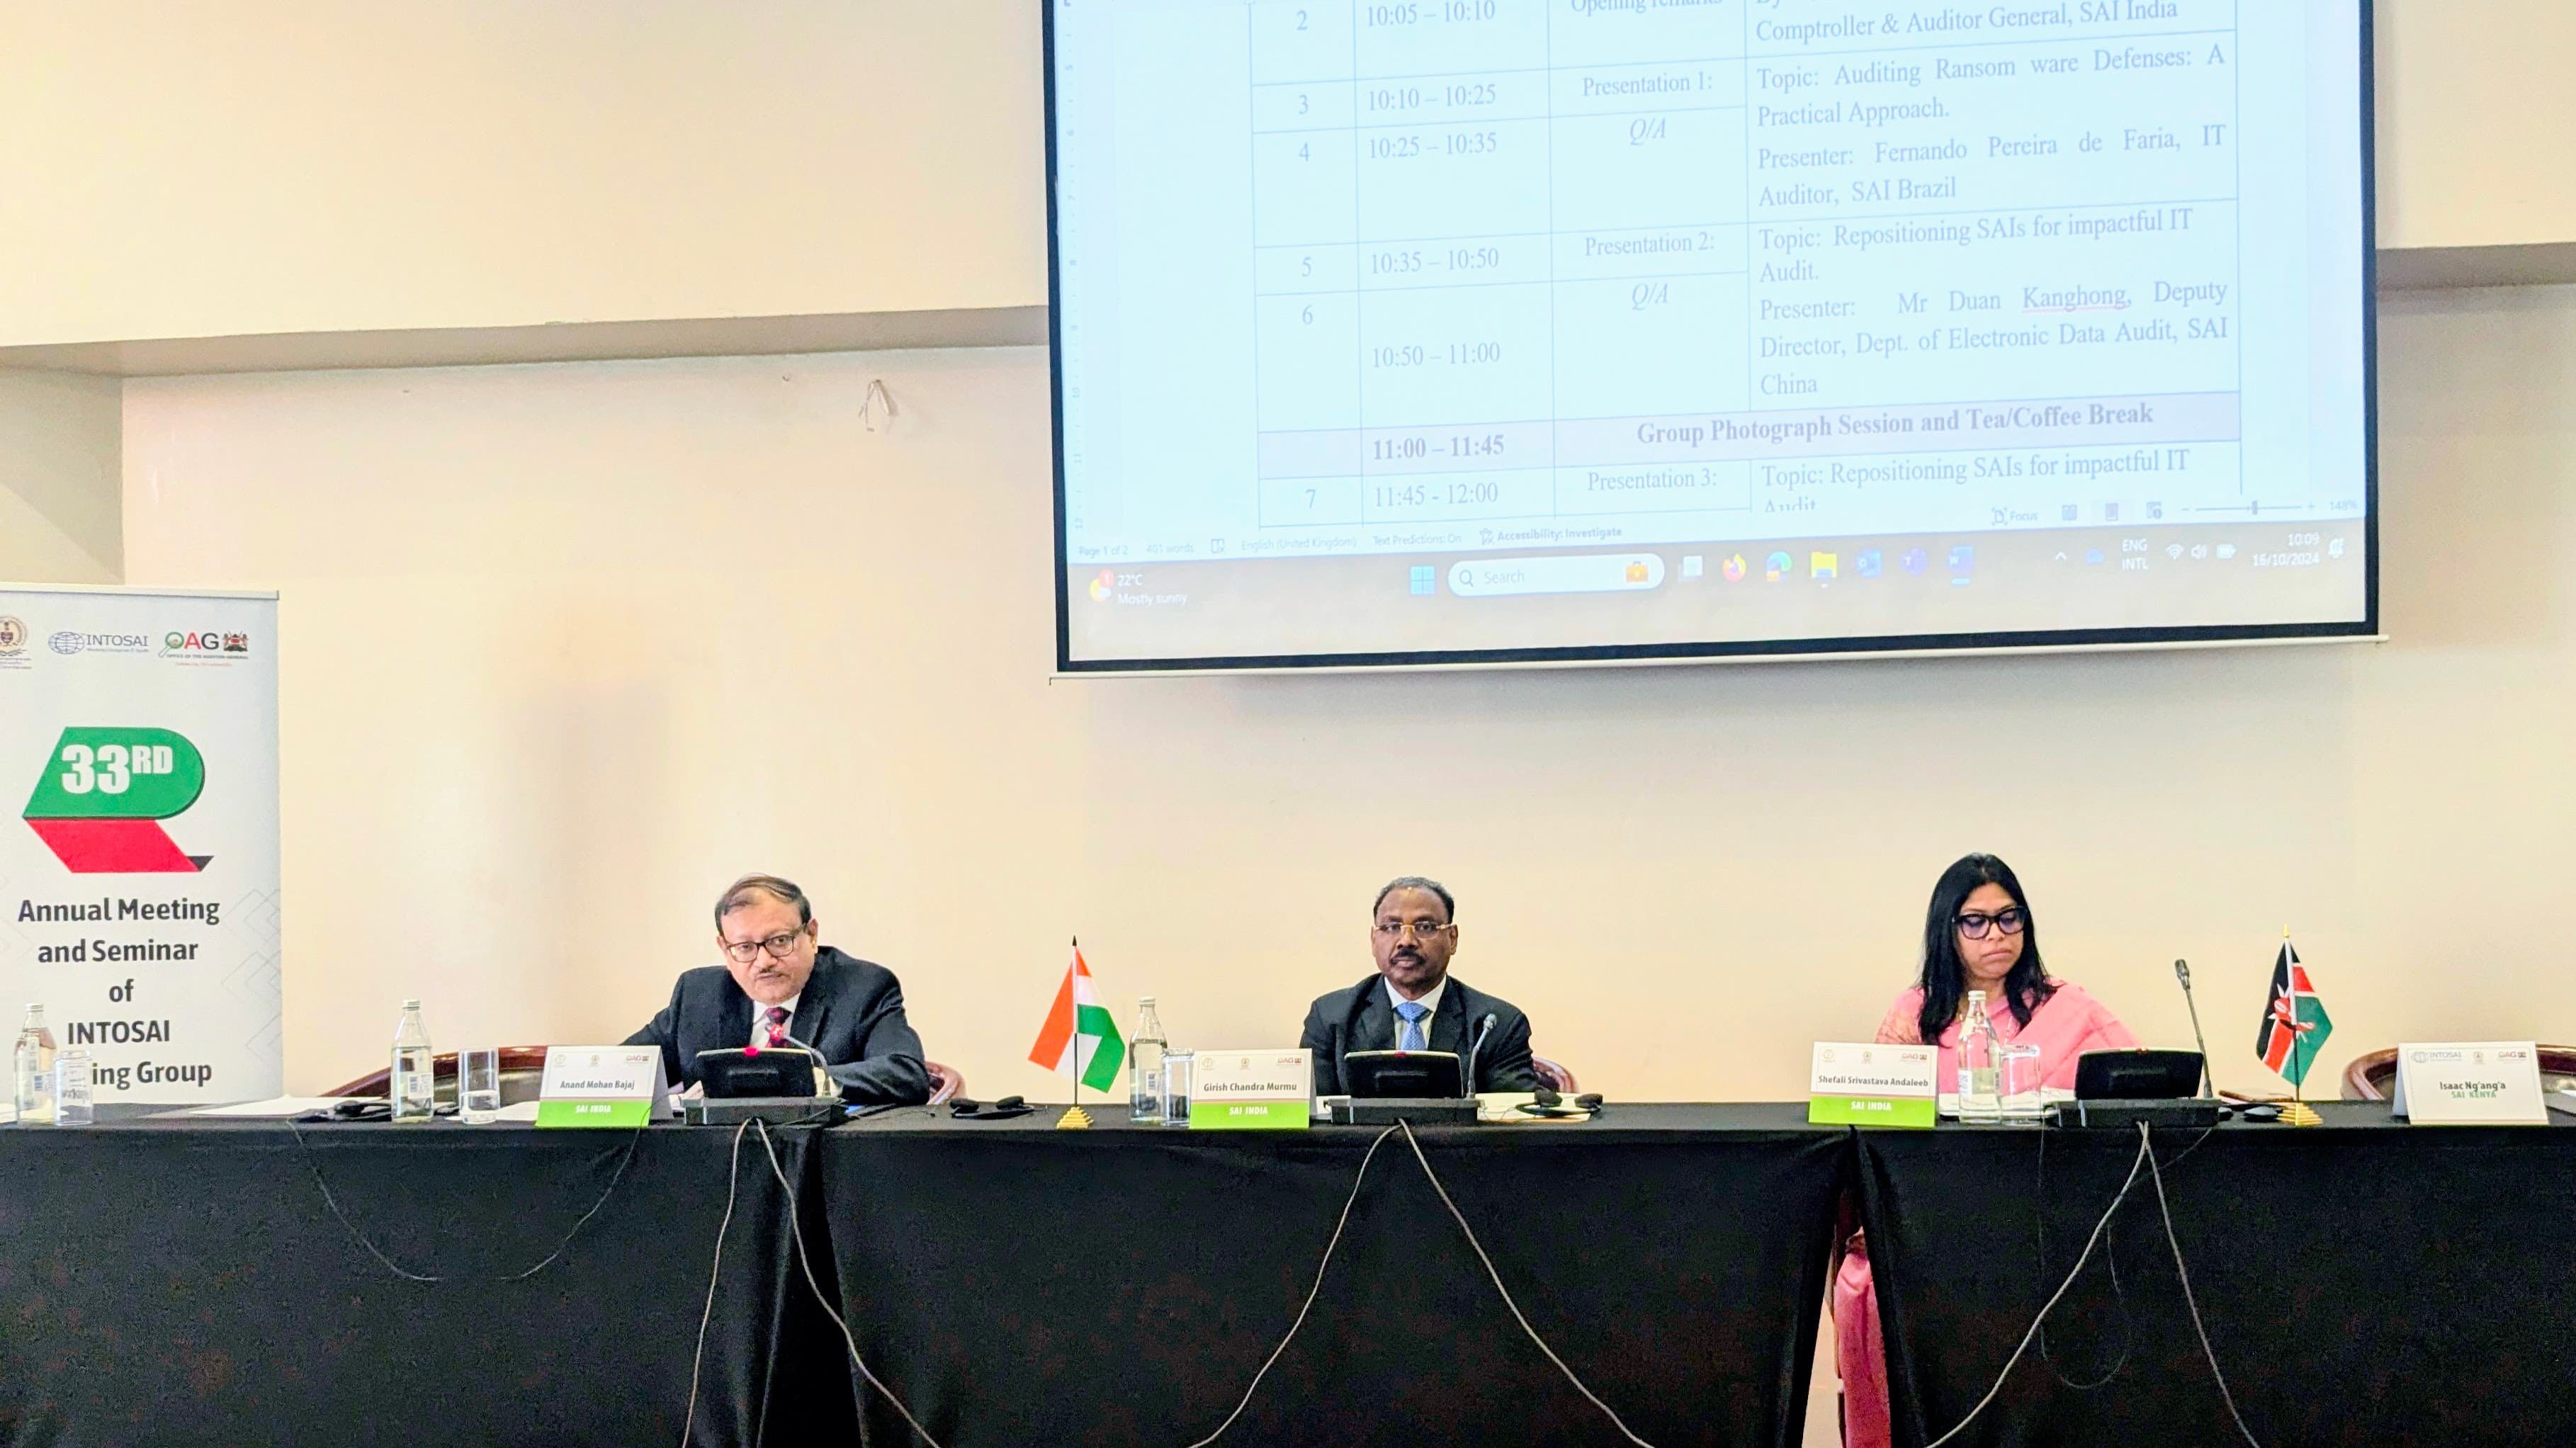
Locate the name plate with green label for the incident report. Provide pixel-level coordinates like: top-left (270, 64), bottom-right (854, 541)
top-left (1188, 1049), bottom-right (1312, 1131)
top-left (536, 1046), bottom-right (670, 1128)
top-left (1809, 1041), bottom-right (1938, 1129)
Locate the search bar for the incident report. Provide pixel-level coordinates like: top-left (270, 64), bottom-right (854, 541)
top-left (1448, 554), bottom-right (1666, 597)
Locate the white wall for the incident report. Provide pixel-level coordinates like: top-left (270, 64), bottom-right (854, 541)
top-left (0, 0), bottom-right (1042, 349)
top-left (115, 285), bottom-right (2576, 1099)
top-left (0, 369), bottom-right (123, 582)
top-left (2375, 0), bottom-right (2576, 249)
top-left (1, 1), bottom-right (2571, 353)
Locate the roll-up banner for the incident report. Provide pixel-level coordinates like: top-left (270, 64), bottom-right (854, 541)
top-left (0, 587), bottom-right (282, 1104)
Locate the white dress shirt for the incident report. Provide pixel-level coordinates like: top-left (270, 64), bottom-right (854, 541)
top-left (749, 992), bottom-right (803, 1048)
top-left (1384, 978), bottom-right (1445, 1050)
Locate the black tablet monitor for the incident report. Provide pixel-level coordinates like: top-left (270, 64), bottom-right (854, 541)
top-left (2075, 1049), bottom-right (2205, 1101)
top-left (694, 1046), bottom-right (827, 1099)
top-left (1344, 1050), bottom-right (1464, 1099)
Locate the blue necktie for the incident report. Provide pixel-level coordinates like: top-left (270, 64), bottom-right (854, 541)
top-left (1395, 1000), bottom-right (1428, 1052)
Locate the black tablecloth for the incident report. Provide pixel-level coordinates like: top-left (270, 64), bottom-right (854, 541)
top-left (1855, 1104), bottom-right (2576, 1448)
top-left (815, 1104), bottom-right (1846, 1448)
top-left (0, 1118), bottom-right (827, 1447)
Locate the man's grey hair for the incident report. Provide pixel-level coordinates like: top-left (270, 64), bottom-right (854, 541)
top-left (1372, 875), bottom-right (1455, 922)
top-left (714, 873), bottom-right (813, 930)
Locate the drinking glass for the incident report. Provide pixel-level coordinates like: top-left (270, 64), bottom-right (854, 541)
top-left (55, 1051), bottom-right (94, 1126)
top-left (1160, 1051), bottom-right (1194, 1126)
top-left (459, 1047), bottom-right (502, 1124)
top-left (1996, 1043), bottom-right (2045, 1117)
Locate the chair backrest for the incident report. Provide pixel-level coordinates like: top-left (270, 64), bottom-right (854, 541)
top-left (925, 1060), bottom-right (964, 1106)
top-left (1532, 1055), bottom-right (1578, 1094)
top-left (324, 1046), bottom-right (554, 1104)
top-left (2342, 1045), bottom-right (2576, 1102)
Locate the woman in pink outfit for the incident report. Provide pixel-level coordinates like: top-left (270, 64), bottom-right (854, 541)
top-left (1834, 854), bottom-right (2137, 1448)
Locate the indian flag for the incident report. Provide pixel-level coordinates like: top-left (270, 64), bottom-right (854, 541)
top-left (1028, 940), bottom-right (1125, 1092)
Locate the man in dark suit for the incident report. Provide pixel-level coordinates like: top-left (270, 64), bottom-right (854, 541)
top-left (627, 873), bottom-right (932, 1105)
top-left (1299, 875), bottom-right (1539, 1095)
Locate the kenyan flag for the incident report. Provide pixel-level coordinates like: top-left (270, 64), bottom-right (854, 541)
top-left (23, 728), bottom-right (210, 873)
top-left (2254, 939), bottom-right (2332, 1089)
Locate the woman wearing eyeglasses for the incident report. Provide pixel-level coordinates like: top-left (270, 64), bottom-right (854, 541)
top-left (1872, 852), bottom-right (2136, 1086)
top-left (1834, 853), bottom-right (2137, 1448)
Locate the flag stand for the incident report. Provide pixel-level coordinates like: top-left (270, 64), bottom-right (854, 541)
top-left (1057, 936), bottom-right (1095, 1130)
top-left (2281, 928), bottom-right (2323, 1127)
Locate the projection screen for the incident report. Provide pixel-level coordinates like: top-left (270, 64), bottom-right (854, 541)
top-left (1049, 0), bottom-right (2376, 671)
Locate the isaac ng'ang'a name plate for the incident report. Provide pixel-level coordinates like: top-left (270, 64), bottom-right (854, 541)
top-left (1809, 1041), bottom-right (1939, 1128)
top-left (2393, 1042), bottom-right (2548, 1125)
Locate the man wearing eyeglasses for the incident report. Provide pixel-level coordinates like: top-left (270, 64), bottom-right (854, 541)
top-left (1299, 876), bottom-right (1540, 1095)
top-left (625, 873), bottom-right (932, 1104)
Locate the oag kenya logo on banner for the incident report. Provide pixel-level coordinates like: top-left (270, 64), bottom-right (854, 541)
top-left (0, 587), bottom-right (282, 1104)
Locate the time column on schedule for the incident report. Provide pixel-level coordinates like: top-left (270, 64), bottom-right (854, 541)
top-left (1252, 1), bottom-right (1364, 528)
top-left (1348, 0), bottom-right (1557, 526)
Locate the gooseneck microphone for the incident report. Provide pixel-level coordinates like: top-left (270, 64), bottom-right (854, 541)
top-left (760, 1027), bottom-right (842, 1097)
top-left (1462, 1012), bottom-right (1498, 1099)
top-left (2174, 958), bottom-right (2215, 1098)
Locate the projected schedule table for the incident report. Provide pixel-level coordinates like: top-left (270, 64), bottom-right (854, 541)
top-left (1247, 0), bottom-right (2247, 541)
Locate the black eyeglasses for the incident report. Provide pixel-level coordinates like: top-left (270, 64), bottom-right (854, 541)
top-left (1954, 907), bottom-right (2026, 939)
top-left (721, 927), bottom-right (808, 963)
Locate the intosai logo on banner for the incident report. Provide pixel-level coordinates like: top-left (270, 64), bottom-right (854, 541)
top-left (48, 630), bottom-right (151, 657)
top-left (23, 728), bottom-right (212, 873)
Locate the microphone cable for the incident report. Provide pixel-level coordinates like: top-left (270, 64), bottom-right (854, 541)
top-left (2144, 1122), bottom-right (2264, 1448)
top-left (1186, 1124), bottom-right (1403, 1447)
top-left (679, 1119), bottom-right (755, 1448)
top-left (1190, 1120), bottom-right (1661, 1448)
top-left (2030, 1124), bottom-right (2132, 1390)
top-left (750, 1118), bottom-right (948, 1448)
top-left (1394, 1119), bottom-right (1659, 1447)
top-left (1926, 1123), bottom-right (2266, 1448)
top-left (286, 1115), bottom-right (649, 1284)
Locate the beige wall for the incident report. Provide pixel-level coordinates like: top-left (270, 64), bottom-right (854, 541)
top-left (2, 1), bottom-right (2570, 352)
top-left (2375, 0), bottom-right (2576, 249)
top-left (0, 0), bottom-right (1042, 349)
top-left (0, 370), bottom-right (123, 582)
top-left (115, 285), bottom-right (2576, 1099)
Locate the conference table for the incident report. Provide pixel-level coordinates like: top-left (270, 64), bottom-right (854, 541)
top-left (1, 1102), bottom-right (2566, 1447)
top-left (1858, 1102), bottom-right (2576, 1448)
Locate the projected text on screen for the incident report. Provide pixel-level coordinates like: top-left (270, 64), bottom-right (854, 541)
top-left (1052, 0), bottom-right (2372, 667)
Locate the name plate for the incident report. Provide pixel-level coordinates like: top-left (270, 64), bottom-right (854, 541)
top-left (1190, 1049), bottom-right (1312, 1131)
top-left (1809, 1041), bottom-right (1938, 1129)
top-left (2393, 1041), bottom-right (2547, 1126)
top-left (536, 1046), bottom-right (670, 1128)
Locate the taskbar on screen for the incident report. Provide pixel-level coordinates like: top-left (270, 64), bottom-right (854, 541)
top-left (1062, 521), bottom-right (2372, 667)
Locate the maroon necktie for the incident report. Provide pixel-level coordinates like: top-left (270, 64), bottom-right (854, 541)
top-left (762, 1005), bottom-right (789, 1048)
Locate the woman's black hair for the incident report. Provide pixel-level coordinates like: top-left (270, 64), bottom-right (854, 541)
top-left (1916, 853), bottom-right (2055, 1044)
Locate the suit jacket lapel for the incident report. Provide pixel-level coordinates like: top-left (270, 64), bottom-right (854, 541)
top-left (698, 970), bottom-right (752, 1061)
top-left (1350, 975), bottom-right (1392, 1053)
top-left (791, 949), bottom-right (838, 1053)
top-left (1428, 982), bottom-right (1469, 1056)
